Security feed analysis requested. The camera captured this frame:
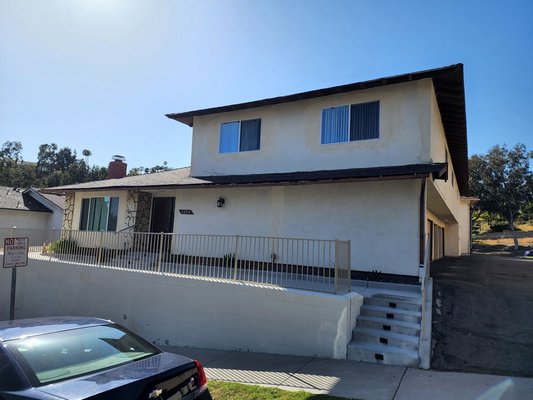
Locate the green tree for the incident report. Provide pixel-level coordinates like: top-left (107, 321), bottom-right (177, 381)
top-left (0, 141), bottom-right (23, 187)
top-left (469, 143), bottom-right (533, 250)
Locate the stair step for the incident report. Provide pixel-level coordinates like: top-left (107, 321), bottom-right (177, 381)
top-left (361, 304), bottom-right (421, 323)
top-left (364, 295), bottom-right (422, 311)
top-left (352, 327), bottom-right (419, 350)
top-left (347, 341), bottom-right (419, 367)
top-left (356, 315), bottom-right (420, 336)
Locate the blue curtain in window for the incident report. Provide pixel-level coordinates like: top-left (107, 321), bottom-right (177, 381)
top-left (219, 121), bottom-right (240, 153)
top-left (350, 101), bottom-right (379, 141)
top-left (240, 119), bottom-right (261, 151)
top-left (321, 105), bottom-right (349, 144)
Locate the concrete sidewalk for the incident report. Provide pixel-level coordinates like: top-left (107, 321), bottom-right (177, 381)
top-left (163, 346), bottom-right (533, 400)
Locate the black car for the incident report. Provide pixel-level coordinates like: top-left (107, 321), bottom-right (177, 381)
top-left (0, 317), bottom-right (212, 400)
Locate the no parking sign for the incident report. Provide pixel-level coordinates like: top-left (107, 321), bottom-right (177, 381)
top-left (3, 237), bottom-right (29, 268)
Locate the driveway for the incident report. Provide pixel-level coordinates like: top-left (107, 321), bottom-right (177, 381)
top-left (431, 254), bottom-right (533, 377)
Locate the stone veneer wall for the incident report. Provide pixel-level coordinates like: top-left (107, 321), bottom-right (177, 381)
top-left (62, 193), bottom-right (75, 230)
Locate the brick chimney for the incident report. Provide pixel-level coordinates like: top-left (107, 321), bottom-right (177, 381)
top-left (108, 155), bottom-right (127, 179)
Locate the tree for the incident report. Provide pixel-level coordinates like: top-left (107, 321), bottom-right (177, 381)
top-left (469, 144), bottom-right (533, 250)
top-left (0, 141), bottom-right (24, 187)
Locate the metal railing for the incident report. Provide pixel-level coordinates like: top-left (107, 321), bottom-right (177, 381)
top-left (0, 228), bottom-right (352, 295)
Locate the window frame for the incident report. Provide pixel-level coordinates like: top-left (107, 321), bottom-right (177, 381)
top-left (320, 100), bottom-right (380, 145)
top-left (79, 196), bottom-right (119, 232)
top-left (219, 118), bottom-right (261, 153)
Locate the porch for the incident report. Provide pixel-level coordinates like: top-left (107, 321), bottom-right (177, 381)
top-left (0, 228), bottom-right (351, 295)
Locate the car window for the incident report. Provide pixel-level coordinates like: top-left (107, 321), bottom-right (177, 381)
top-left (5, 324), bottom-right (158, 386)
top-left (0, 349), bottom-right (24, 390)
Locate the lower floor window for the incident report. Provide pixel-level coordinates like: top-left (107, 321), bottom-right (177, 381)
top-left (80, 197), bottom-right (119, 231)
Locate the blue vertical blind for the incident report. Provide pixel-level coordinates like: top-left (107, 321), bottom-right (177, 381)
top-left (321, 105), bottom-right (349, 144)
top-left (321, 101), bottom-right (379, 144)
top-left (80, 197), bottom-right (119, 231)
top-left (219, 119), bottom-right (261, 153)
top-left (219, 121), bottom-right (240, 153)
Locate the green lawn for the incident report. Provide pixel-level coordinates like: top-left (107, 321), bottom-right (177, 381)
top-left (207, 380), bottom-right (352, 400)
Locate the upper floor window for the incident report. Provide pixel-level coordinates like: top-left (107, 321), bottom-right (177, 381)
top-left (80, 196), bottom-right (119, 231)
top-left (321, 101), bottom-right (379, 144)
top-left (219, 118), bottom-right (261, 153)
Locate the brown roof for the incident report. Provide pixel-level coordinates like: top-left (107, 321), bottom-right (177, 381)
top-left (166, 64), bottom-right (468, 194)
top-left (43, 164), bottom-right (447, 193)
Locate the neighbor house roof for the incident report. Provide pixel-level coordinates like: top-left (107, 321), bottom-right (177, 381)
top-left (43, 163), bottom-right (447, 193)
top-left (0, 186), bottom-right (53, 213)
top-left (166, 64), bottom-right (468, 194)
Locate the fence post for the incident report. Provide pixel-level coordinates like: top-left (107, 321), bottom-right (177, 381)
top-left (97, 231), bottom-right (104, 266)
top-left (157, 232), bottom-right (164, 272)
top-left (334, 240), bottom-right (339, 294)
top-left (233, 235), bottom-right (239, 280)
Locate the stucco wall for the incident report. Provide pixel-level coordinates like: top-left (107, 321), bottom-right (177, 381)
top-left (428, 85), bottom-right (471, 256)
top-left (190, 80), bottom-right (433, 176)
top-left (0, 209), bottom-right (50, 230)
top-left (172, 179), bottom-right (421, 276)
top-left (0, 257), bottom-right (363, 359)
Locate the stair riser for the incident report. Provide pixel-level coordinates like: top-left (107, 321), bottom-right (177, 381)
top-left (357, 319), bottom-right (420, 336)
top-left (361, 308), bottom-right (421, 323)
top-left (364, 297), bottom-right (421, 312)
top-left (347, 347), bottom-right (419, 367)
top-left (352, 330), bottom-right (419, 351)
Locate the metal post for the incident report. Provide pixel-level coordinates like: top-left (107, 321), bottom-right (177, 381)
top-left (233, 235), bottom-right (239, 280)
top-left (48, 229), bottom-right (54, 261)
top-left (9, 226), bottom-right (16, 321)
top-left (334, 240), bottom-right (339, 294)
top-left (157, 232), bottom-right (164, 272)
top-left (97, 231), bottom-right (104, 265)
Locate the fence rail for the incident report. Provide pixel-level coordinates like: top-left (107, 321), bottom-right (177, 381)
top-left (0, 228), bottom-right (351, 295)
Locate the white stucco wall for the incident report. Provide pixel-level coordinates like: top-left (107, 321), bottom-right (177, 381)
top-left (0, 209), bottom-right (50, 230)
top-left (428, 85), bottom-right (471, 256)
top-left (190, 80), bottom-right (433, 177)
top-left (171, 179), bottom-right (421, 276)
top-left (0, 257), bottom-right (363, 359)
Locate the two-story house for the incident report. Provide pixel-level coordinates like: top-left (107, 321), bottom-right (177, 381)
top-left (49, 64), bottom-right (470, 278)
top-left (44, 64), bottom-right (471, 367)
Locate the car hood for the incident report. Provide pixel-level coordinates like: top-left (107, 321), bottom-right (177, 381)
top-left (36, 352), bottom-right (195, 400)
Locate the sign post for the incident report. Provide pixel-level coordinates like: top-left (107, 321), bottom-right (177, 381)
top-left (3, 236), bottom-right (29, 321)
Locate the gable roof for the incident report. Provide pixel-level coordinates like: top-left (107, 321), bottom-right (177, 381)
top-left (43, 163), bottom-right (447, 193)
top-left (0, 186), bottom-right (53, 213)
top-left (166, 64), bottom-right (468, 194)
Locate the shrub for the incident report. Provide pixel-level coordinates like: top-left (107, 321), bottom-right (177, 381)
top-left (47, 239), bottom-right (78, 254)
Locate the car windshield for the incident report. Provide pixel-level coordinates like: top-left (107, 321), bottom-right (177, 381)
top-left (5, 324), bottom-right (158, 386)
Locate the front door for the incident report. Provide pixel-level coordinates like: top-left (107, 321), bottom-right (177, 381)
top-left (150, 197), bottom-right (175, 233)
top-left (150, 197), bottom-right (175, 255)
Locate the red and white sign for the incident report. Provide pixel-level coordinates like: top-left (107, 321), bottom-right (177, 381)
top-left (3, 237), bottom-right (29, 268)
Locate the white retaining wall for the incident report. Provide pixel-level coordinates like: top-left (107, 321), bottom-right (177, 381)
top-left (0, 257), bottom-right (363, 359)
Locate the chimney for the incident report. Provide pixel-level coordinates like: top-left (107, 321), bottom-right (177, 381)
top-left (108, 155), bottom-right (127, 179)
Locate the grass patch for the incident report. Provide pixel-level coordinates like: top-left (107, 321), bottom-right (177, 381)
top-left (207, 380), bottom-right (352, 400)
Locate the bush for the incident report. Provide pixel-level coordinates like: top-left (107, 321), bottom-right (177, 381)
top-left (47, 239), bottom-right (78, 254)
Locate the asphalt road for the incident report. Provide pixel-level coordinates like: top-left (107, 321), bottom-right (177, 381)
top-left (431, 254), bottom-right (533, 377)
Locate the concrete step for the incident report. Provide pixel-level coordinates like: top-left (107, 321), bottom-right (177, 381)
top-left (360, 304), bottom-right (421, 323)
top-left (347, 341), bottom-right (419, 367)
top-left (364, 294), bottom-right (422, 312)
top-left (352, 327), bottom-right (419, 351)
top-left (356, 315), bottom-right (420, 336)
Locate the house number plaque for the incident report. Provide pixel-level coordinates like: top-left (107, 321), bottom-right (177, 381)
top-left (179, 209), bottom-right (194, 215)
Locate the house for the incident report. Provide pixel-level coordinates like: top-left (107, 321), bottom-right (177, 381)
top-left (47, 64), bottom-right (471, 276)
top-left (42, 64), bottom-right (472, 366)
top-left (0, 186), bottom-right (65, 231)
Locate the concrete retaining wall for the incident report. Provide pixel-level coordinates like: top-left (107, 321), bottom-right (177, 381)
top-left (0, 257), bottom-right (363, 359)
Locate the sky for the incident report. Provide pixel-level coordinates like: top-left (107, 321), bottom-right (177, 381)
top-left (1, 0), bottom-right (532, 170)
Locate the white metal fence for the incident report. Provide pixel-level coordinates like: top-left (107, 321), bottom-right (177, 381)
top-left (0, 228), bottom-right (351, 294)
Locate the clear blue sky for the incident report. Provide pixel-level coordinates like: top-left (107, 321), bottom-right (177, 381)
top-left (1, 0), bottom-right (532, 170)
